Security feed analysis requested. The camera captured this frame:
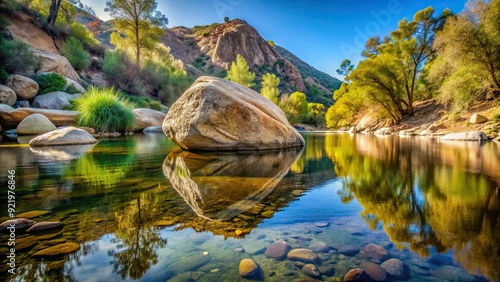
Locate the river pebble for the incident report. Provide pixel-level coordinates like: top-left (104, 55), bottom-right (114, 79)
top-left (287, 248), bottom-right (318, 263)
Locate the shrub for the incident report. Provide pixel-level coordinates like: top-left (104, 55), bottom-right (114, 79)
top-left (102, 50), bottom-right (191, 105)
top-left (37, 73), bottom-right (67, 94)
top-left (0, 38), bottom-right (39, 75)
top-left (70, 22), bottom-right (104, 56)
top-left (62, 37), bottom-right (90, 70)
top-left (149, 100), bottom-right (162, 111)
top-left (0, 68), bottom-right (8, 82)
top-left (73, 86), bottom-right (135, 133)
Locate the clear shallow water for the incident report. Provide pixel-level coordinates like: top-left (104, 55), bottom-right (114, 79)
top-left (0, 132), bottom-right (498, 281)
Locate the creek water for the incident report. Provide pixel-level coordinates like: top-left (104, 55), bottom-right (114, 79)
top-left (0, 132), bottom-right (499, 281)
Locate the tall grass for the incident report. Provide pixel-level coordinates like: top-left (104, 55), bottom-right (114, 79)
top-left (73, 86), bottom-right (135, 133)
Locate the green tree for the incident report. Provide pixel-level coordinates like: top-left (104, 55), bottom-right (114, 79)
top-left (260, 72), bottom-right (280, 104)
top-left (105, 0), bottom-right (168, 64)
top-left (336, 59), bottom-right (354, 77)
top-left (340, 7), bottom-right (450, 121)
top-left (280, 91), bottom-right (309, 124)
top-left (429, 0), bottom-right (500, 111)
top-left (224, 16), bottom-right (229, 23)
top-left (226, 54), bottom-right (255, 88)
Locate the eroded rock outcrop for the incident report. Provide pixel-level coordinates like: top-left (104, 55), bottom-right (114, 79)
top-left (163, 76), bottom-right (304, 150)
top-left (32, 49), bottom-right (80, 82)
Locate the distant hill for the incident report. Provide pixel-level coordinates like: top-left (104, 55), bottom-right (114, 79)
top-left (79, 16), bottom-right (341, 106)
top-left (275, 46), bottom-right (341, 92)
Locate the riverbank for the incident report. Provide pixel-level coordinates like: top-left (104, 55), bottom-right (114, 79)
top-left (335, 99), bottom-right (500, 140)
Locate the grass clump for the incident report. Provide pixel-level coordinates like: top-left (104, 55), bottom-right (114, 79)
top-left (73, 86), bottom-right (135, 133)
top-left (37, 73), bottom-right (67, 94)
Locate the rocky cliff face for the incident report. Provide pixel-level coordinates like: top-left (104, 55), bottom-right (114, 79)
top-left (163, 20), bottom-right (313, 94)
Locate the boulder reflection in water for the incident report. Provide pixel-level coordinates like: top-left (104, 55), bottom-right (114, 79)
top-left (163, 147), bottom-right (303, 221)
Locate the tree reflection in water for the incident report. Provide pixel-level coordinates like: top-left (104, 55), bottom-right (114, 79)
top-left (323, 133), bottom-right (500, 281)
top-left (109, 192), bottom-right (167, 280)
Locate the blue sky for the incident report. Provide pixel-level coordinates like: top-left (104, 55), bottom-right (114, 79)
top-left (81, 0), bottom-right (467, 78)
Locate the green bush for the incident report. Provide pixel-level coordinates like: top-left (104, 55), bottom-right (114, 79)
top-left (37, 73), bottom-right (67, 94)
top-left (0, 68), bottom-right (8, 82)
top-left (122, 93), bottom-right (163, 110)
top-left (0, 38), bottom-right (39, 75)
top-left (70, 22), bottom-right (104, 56)
top-left (63, 37), bottom-right (90, 70)
top-left (149, 100), bottom-right (162, 111)
top-left (73, 86), bottom-right (135, 133)
top-left (103, 50), bottom-right (191, 105)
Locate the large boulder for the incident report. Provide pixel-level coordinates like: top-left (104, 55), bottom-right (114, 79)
top-left (17, 114), bottom-right (56, 135)
top-left (29, 126), bottom-right (98, 147)
top-left (470, 113), bottom-right (488, 124)
top-left (440, 131), bottom-right (488, 141)
top-left (163, 76), bottom-right (305, 150)
top-left (0, 84), bottom-right (17, 106)
top-left (133, 108), bottom-right (166, 131)
top-left (33, 91), bottom-right (81, 110)
top-left (0, 108), bottom-right (76, 129)
top-left (32, 49), bottom-right (80, 82)
top-left (5, 74), bottom-right (39, 100)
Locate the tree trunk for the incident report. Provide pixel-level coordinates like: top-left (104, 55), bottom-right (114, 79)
top-left (47, 0), bottom-right (63, 28)
top-left (135, 19), bottom-right (140, 64)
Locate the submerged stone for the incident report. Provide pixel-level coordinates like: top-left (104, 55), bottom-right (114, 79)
top-left (239, 258), bottom-right (260, 278)
top-left (265, 240), bottom-right (290, 260)
top-left (360, 261), bottom-right (387, 281)
top-left (27, 221), bottom-right (62, 232)
top-left (16, 210), bottom-right (49, 219)
top-left (32, 242), bottom-right (80, 257)
top-left (360, 243), bottom-right (389, 260)
top-left (287, 248), bottom-right (318, 263)
top-left (380, 258), bottom-right (407, 279)
top-left (302, 264), bottom-right (321, 278)
top-left (344, 268), bottom-right (366, 281)
top-left (0, 218), bottom-right (36, 231)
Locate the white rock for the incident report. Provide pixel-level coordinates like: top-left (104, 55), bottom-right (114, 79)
top-left (17, 114), bottom-right (56, 135)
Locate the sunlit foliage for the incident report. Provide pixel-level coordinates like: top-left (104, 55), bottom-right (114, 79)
top-left (429, 0), bottom-right (500, 112)
top-left (260, 72), bottom-right (280, 104)
top-left (226, 54), bottom-right (255, 88)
